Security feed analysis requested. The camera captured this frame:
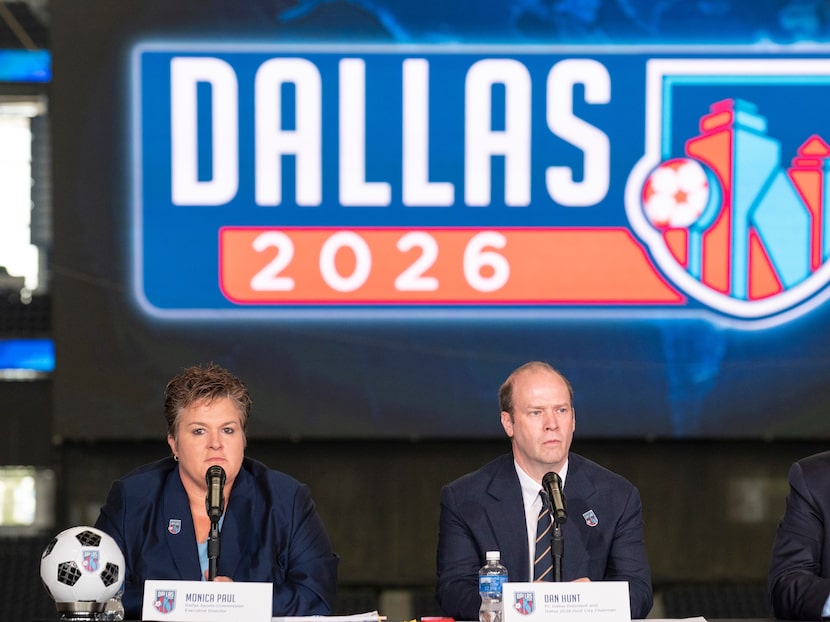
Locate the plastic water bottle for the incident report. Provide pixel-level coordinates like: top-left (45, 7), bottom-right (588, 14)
top-left (479, 550), bottom-right (508, 622)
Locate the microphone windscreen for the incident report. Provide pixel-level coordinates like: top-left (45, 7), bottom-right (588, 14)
top-left (542, 471), bottom-right (561, 490)
top-left (542, 471), bottom-right (567, 524)
top-left (206, 465), bottom-right (226, 484)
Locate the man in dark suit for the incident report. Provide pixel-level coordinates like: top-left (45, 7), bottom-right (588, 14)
top-left (436, 361), bottom-right (652, 620)
top-left (769, 451), bottom-right (830, 620)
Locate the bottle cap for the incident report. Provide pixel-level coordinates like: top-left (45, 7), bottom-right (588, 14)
top-left (485, 551), bottom-right (500, 561)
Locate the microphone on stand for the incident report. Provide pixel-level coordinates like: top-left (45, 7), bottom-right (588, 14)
top-left (542, 471), bottom-right (567, 525)
top-left (205, 465), bottom-right (226, 523)
top-left (205, 466), bottom-right (226, 580)
top-left (542, 471), bottom-right (566, 582)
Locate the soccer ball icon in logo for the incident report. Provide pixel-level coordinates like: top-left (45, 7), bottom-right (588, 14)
top-left (641, 157), bottom-right (712, 230)
top-left (40, 526), bottom-right (125, 620)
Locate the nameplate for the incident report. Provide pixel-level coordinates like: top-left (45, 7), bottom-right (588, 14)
top-left (503, 581), bottom-right (630, 622)
top-left (141, 579), bottom-right (271, 622)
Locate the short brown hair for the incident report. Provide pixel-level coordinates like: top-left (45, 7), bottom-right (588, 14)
top-left (164, 363), bottom-right (252, 439)
top-left (498, 361), bottom-right (574, 415)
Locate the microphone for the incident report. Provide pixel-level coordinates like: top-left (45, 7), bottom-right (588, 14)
top-left (542, 471), bottom-right (567, 525)
top-left (205, 465), bottom-right (226, 523)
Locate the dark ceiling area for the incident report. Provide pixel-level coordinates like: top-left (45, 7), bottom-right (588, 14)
top-left (0, 1), bottom-right (47, 49)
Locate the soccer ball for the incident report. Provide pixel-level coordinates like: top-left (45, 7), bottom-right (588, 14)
top-left (642, 157), bottom-right (710, 229)
top-left (40, 526), bottom-right (124, 606)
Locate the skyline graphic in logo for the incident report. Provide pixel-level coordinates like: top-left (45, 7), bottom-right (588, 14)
top-left (626, 59), bottom-right (830, 325)
top-left (154, 589), bottom-right (176, 613)
top-left (82, 550), bottom-right (99, 573)
top-left (513, 591), bottom-right (535, 615)
top-left (582, 509), bottom-right (599, 527)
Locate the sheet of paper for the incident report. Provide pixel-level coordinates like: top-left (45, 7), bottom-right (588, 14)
top-left (272, 610), bottom-right (382, 622)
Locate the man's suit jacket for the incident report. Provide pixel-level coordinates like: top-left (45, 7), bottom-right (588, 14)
top-left (436, 452), bottom-right (653, 620)
top-left (95, 456), bottom-right (338, 620)
top-left (769, 450), bottom-right (830, 620)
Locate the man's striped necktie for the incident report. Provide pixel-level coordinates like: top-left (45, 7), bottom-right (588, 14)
top-left (533, 490), bottom-right (552, 581)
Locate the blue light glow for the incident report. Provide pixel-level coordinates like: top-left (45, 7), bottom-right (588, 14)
top-left (0, 339), bottom-right (54, 372)
top-left (0, 50), bottom-right (50, 82)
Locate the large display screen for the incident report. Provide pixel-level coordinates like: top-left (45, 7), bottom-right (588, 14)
top-left (51, 0), bottom-right (830, 440)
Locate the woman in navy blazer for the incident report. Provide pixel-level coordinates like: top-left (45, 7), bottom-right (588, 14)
top-left (94, 363), bottom-right (338, 619)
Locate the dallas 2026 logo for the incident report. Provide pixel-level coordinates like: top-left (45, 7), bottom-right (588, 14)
top-left (132, 48), bottom-right (830, 328)
top-left (626, 58), bottom-right (830, 325)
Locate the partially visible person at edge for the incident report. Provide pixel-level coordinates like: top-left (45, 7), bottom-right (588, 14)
top-left (95, 363), bottom-right (338, 619)
top-left (769, 450), bottom-right (830, 620)
top-left (436, 361), bottom-right (653, 619)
